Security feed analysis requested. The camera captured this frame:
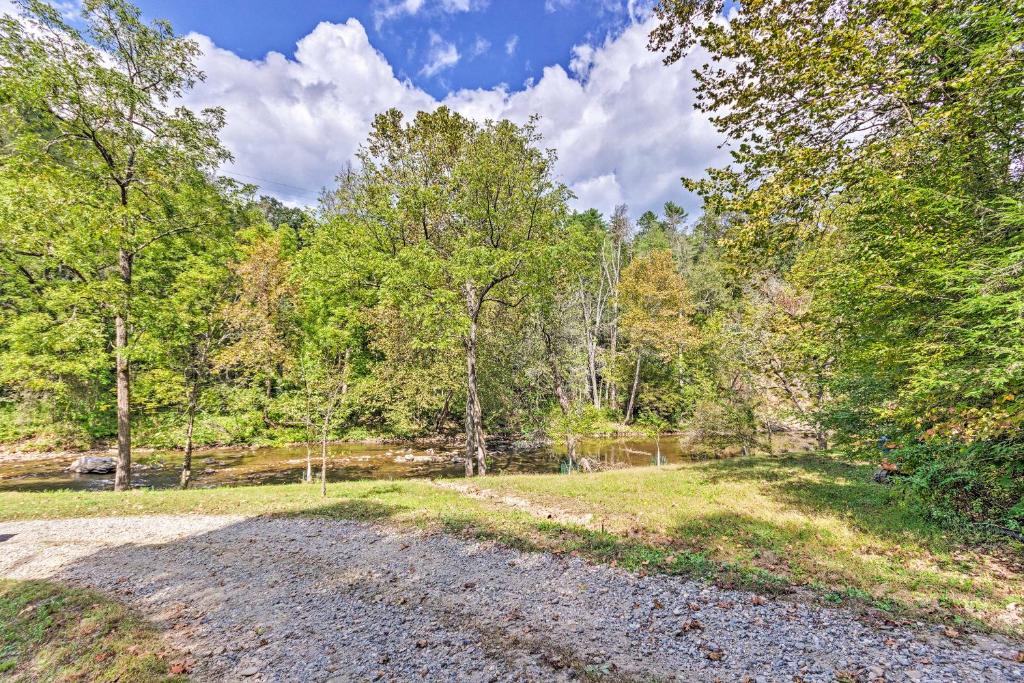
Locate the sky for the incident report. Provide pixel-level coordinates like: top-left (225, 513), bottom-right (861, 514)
top-left (2, 0), bottom-right (728, 218)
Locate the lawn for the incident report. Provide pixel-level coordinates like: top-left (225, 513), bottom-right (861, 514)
top-left (0, 579), bottom-right (186, 681)
top-left (0, 452), bottom-right (1020, 637)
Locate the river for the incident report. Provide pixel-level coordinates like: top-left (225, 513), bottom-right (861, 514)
top-left (0, 433), bottom-right (816, 492)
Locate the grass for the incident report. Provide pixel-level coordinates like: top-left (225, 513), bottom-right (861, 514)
top-left (0, 579), bottom-right (186, 682)
top-left (0, 451), bottom-right (1020, 638)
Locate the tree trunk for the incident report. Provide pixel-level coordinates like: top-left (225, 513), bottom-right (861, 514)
top-left (320, 424), bottom-right (328, 497)
top-left (113, 249), bottom-right (133, 492)
top-left (434, 390), bottom-right (452, 433)
top-left (463, 285), bottom-right (487, 477)
top-left (305, 440), bottom-right (312, 483)
top-left (585, 332), bottom-right (601, 409)
top-left (608, 323), bottom-right (618, 410)
top-left (180, 386), bottom-right (198, 489)
top-left (624, 350), bottom-right (642, 423)
top-left (341, 347), bottom-right (351, 397)
top-left (543, 329), bottom-right (577, 464)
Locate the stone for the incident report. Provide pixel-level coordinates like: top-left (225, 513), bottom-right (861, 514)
top-left (66, 456), bottom-right (117, 474)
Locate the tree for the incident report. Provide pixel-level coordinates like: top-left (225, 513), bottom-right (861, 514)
top-left (339, 107), bottom-right (569, 476)
top-left (568, 210), bottom-right (608, 409)
top-left (619, 249), bottom-right (693, 423)
top-left (602, 205), bottom-right (630, 410)
top-left (144, 244), bottom-right (235, 488)
top-left (216, 232), bottom-right (296, 427)
top-left (0, 0), bottom-right (229, 489)
top-left (651, 0), bottom-right (1024, 524)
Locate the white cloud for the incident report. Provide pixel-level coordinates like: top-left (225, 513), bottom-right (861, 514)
top-left (373, 0), bottom-right (486, 28)
top-left (420, 31), bottom-right (460, 77)
top-left (471, 35), bottom-right (490, 57)
top-left (182, 15), bottom-right (726, 217)
top-left (568, 43), bottom-right (595, 79)
top-left (504, 34), bottom-right (518, 57)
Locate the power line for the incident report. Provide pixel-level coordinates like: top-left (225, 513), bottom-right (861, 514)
top-left (221, 171), bottom-right (324, 198)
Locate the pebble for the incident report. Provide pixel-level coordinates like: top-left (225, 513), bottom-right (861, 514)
top-left (0, 515), bottom-right (1021, 682)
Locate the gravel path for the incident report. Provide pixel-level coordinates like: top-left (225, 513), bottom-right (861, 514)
top-left (0, 515), bottom-right (1020, 682)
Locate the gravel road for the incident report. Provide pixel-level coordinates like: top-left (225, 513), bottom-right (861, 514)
top-left (0, 515), bottom-right (1020, 682)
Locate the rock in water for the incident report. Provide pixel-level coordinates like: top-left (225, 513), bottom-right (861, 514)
top-left (67, 456), bottom-right (117, 474)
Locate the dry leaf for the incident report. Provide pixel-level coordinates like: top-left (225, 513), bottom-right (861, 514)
top-left (169, 660), bottom-right (191, 674)
top-left (677, 618), bottom-right (703, 633)
top-left (751, 595), bottom-right (766, 606)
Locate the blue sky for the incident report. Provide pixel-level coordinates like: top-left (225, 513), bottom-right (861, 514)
top-left (133, 1), bottom-right (639, 100)
top-left (3, 0), bottom-right (727, 217)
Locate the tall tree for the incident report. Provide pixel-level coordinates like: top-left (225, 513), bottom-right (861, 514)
top-left (619, 249), bottom-right (693, 423)
top-left (0, 0), bottom-right (228, 489)
top-left (338, 107), bottom-right (569, 476)
top-left (603, 205), bottom-right (630, 410)
top-left (652, 0), bottom-right (1024, 523)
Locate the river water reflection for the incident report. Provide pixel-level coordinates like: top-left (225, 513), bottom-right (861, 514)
top-left (0, 434), bottom-right (816, 492)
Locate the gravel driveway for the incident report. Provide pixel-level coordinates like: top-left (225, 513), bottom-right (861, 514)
top-left (0, 515), bottom-right (1020, 682)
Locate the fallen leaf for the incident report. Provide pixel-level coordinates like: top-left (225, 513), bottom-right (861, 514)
top-left (706, 649), bottom-right (724, 661)
top-left (751, 595), bottom-right (766, 606)
top-left (169, 660), bottom-right (191, 674)
top-left (677, 618), bottom-right (703, 633)
top-left (943, 627), bottom-right (960, 639)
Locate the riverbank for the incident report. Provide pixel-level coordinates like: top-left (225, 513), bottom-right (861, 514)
top-left (1, 452), bottom-right (1020, 639)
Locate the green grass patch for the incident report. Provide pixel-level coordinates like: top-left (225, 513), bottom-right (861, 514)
top-left (0, 452), bottom-right (1020, 637)
top-left (0, 579), bottom-right (185, 682)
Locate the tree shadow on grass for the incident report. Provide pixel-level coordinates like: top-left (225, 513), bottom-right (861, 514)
top-left (276, 497), bottom-right (407, 522)
top-left (688, 454), bottom-right (948, 549)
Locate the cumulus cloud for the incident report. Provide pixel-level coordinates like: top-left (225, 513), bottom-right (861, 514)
top-left (182, 15), bottom-right (726, 216)
top-left (445, 18), bottom-right (726, 216)
top-left (568, 43), bottom-right (595, 79)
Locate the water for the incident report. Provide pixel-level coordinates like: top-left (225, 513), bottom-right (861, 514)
top-left (0, 434), bottom-right (817, 493)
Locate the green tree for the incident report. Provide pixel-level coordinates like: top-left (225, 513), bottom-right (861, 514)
top-left (338, 107), bottom-right (569, 476)
top-left (619, 249), bottom-right (693, 423)
top-left (0, 0), bottom-right (229, 489)
top-left (652, 0), bottom-right (1024, 524)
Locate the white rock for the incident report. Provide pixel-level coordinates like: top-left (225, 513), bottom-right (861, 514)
top-left (66, 456), bottom-right (116, 474)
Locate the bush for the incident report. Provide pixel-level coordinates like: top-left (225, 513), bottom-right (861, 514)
top-left (895, 438), bottom-right (1024, 532)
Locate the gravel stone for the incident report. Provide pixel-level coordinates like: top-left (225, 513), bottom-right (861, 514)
top-left (0, 515), bottom-right (1021, 682)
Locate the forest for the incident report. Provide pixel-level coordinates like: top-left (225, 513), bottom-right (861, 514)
top-left (0, 0), bottom-right (1021, 536)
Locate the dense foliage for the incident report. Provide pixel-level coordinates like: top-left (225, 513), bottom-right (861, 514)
top-left (0, 0), bottom-right (1019, 531)
top-left (653, 0), bottom-right (1024, 528)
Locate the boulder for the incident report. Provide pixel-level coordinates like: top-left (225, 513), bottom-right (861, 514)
top-left (67, 456), bottom-right (117, 474)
